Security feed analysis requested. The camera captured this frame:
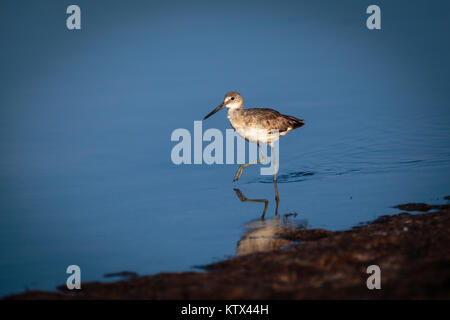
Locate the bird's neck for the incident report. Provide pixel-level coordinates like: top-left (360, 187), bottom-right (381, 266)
top-left (227, 107), bottom-right (242, 120)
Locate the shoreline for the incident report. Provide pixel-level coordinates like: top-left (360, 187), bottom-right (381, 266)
top-left (6, 200), bottom-right (450, 300)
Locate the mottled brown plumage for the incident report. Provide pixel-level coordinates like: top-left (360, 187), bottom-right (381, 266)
top-left (228, 107), bottom-right (304, 144)
top-left (203, 91), bottom-right (305, 182)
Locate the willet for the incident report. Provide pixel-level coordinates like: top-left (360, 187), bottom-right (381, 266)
top-left (203, 91), bottom-right (305, 182)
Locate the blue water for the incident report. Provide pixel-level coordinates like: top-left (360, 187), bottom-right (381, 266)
top-left (1, 0), bottom-right (449, 296)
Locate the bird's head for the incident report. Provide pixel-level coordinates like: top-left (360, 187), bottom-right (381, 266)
top-left (203, 91), bottom-right (244, 120)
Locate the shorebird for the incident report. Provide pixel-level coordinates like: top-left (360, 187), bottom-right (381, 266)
top-left (203, 91), bottom-right (304, 182)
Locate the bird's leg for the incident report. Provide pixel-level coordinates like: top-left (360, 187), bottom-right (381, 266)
top-left (273, 179), bottom-right (280, 216)
top-left (233, 188), bottom-right (269, 220)
top-left (271, 144), bottom-right (280, 215)
top-left (271, 144), bottom-right (278, 182)
top-left (233, 143), bottom-right (267, 182)
top-left (258, 143), bottom-right (267, 163)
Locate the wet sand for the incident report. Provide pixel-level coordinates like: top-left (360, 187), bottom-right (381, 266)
top-left (6, 201), bottom-right (450, 299)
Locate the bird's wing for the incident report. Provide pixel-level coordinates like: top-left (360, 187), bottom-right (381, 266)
top-left (244, 108), bottom-right (304, 133)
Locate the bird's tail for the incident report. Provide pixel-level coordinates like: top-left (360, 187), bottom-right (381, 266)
top-left (286, 115), bottom-right (305, 129)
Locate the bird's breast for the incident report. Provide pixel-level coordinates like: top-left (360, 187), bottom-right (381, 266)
top-left (227, 110), bottom-right (275, 144)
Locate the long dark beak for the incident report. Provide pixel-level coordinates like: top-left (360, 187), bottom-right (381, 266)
top-left (203, 103), bottom-right (224, 120)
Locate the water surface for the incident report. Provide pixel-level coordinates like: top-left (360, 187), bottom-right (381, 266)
top-left (0, 0), bottom-right (449, 296)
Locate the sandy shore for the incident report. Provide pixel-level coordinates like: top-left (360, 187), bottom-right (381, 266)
top-left (6, 200), bottom-right (450, 299)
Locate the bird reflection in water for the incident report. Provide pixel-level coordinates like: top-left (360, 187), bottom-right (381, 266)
top-left (233, 185), bottom-right (307, 256)
top-left (234, 180), bottom-right (280, 219)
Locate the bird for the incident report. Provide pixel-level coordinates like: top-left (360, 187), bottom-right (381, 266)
top-left (203, 91), bottom-right (304, 182)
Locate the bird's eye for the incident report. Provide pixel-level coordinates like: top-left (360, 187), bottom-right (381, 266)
top-left (231, 97), bottom-right (235, 100)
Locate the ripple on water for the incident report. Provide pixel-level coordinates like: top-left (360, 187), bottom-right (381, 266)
top-left (254, 171), bottom-right (315, 184)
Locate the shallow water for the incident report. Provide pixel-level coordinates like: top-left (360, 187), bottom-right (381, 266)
top-left (0, 1), bottom-right (449, 296)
